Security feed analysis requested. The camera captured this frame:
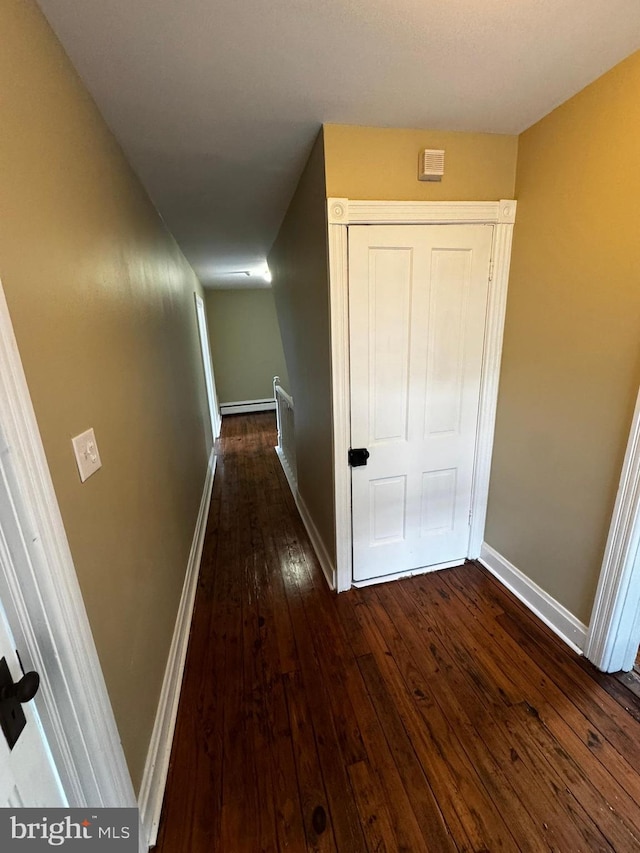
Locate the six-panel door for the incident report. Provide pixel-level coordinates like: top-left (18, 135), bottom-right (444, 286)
top-left (349, 224), bottom-right (493, 583)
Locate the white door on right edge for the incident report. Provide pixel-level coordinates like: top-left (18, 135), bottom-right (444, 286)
top-left (0, 594), bottom-right (66, 807)
top-left (349, 224), bottom-right (493, 583)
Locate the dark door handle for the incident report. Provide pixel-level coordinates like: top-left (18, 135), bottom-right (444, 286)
top-left (348, 448), bottom-right (370, 467)
top-left (0, 670), bottom-right (40, 704)
top-left (0, 656), bottom-right (41, 750)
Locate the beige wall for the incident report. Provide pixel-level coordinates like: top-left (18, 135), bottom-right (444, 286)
top-left (0, 0), bottom-right (210, 789)
top-left (269, 131), bottom-right (336, 564)
top-left (324, 124), bottom-right (518, 200)
top-left (205, 288), bottom-right (289, 403)
top-left (486, 50), bottom-right (640, 623)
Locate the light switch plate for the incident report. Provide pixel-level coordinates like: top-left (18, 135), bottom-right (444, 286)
top-left (71, 428), bottom-right (102, 483)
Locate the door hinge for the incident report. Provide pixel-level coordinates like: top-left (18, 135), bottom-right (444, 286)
top-left (488, 259), bottom-right (494, 282)
top-left (468, 508), bottom-right (473, 525)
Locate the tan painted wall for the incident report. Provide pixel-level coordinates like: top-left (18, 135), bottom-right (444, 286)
top-left (268, 124), bottom-right (517, 572)
top-left (324, 124), bottom-right (518, 200)
top-left (269, 132), bottom-right (336, 564)
top-left (0, 0), bottom-right (210, 789)
top-left (205, 288), bottom-right (289, 403)
top-left (486, 50), bottom-right (640, 624)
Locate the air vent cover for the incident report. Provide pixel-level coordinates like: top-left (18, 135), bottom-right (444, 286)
top-left (418, 149), bottom-right (445, 182)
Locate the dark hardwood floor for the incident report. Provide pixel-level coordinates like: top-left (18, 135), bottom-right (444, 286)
top-left (154, 412), bottom-right (640, 852)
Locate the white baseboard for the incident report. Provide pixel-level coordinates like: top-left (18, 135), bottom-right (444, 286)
top-left (139, 450), bottom-right (217, 849)
top-left (479, 542), bottom-right (588, 655)
top-left (220, 398), bottom-right (276, 415)
top-left (275, 447), bottom-right (335, 590)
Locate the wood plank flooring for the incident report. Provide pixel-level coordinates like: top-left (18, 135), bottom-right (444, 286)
top-left (154, 413), bottom-right (640, 852)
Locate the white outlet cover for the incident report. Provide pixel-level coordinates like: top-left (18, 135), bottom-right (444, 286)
top-left (71, 427), bottom-right (102, 483)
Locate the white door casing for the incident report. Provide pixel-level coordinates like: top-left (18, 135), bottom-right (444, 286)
top-left (349, 224), bottom-right (493, 583)
top-left (585, 385), bottom-right (640, 672)
top-left (0, 595), bottom-right (66, 807)
top-left (0, 280), bottom-right (137, 817)
top-left (195, 293), bottom-right (222, 441)
top-left (328, 199), bottom-right (517, 592)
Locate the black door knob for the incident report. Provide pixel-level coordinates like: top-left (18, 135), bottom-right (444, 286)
top-left (0, 670), bottom-right (40, 704)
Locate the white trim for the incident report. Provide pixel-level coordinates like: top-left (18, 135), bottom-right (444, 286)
top-left (328, 221), bottom-right (352, 593)
top-left (139, 450), bottom-right (216, 848)
top-left (480, 543), bottom-right (588, 655)
top-left (275, 448), bottom-right (336, 590)
top-left (0, 281), bottom-right (136, 809)
top-left (468, 217), bottom-right (516, 558)
top-left (327, 198), bottom-right (517, 226)
top-left (585, 386), bottom-right (640, 672)
top-left (327, 199), bottom-right (517, 593)
top-left (194, 294), bottom-right (222, 440)
top-left (352, 559), bottom-right (465, 589)
top-left (273, 381), bottom-right (293, 410)
top-left (220, 399), bottom-right (276, 415)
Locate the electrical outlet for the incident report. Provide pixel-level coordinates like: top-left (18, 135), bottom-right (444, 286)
top-left (71, 428), bottom-right (102, 483)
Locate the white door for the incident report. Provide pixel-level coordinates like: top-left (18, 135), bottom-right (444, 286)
top-left (349, 224), bottom-right (493, 583)
top-left (0, 595), bottom-right (66, 807)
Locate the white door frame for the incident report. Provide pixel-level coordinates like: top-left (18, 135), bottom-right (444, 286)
top-left (194, 293), bottom-right (222, 440)
top-left (585, 386), bottom-right (640, 672)
top-left (0, 282), bottom-right (137, 812)
top-left (327, 198), bottom-right (517, 593)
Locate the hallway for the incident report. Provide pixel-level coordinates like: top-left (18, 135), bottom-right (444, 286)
top-left (155, 413), bottom-right (640, 852)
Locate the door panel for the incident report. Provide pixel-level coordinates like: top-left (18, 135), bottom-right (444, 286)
top-left (369, 247), bottom-right (412, 443)
top-left (349, 224), bottom-right (493, 582)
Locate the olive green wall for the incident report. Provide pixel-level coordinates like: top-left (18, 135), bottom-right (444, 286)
top-left (205, 288), bottom-right (289, 403)
top-left (0, 0), bottom-right (210, 789)
top-left (324, 123), bottom-right (518, 200)
top-left (269, 131), bottom-right (336, 566)
top-left (486, 50), bottom-right (640, 624)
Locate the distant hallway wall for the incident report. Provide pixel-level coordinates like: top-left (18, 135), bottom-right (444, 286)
top-left (205, 287), bottom-right (289, 404)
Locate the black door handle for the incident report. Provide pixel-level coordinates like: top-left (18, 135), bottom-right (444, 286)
top-left (0, 670), bottom-right (40, 704)
top-left (348, 448), bottom-right (370, 467)
top-left (0, 656), bottom-right (41, 750)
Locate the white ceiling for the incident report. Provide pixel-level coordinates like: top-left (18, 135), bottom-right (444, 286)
top-left (37, 0), bottom-right (640, 289)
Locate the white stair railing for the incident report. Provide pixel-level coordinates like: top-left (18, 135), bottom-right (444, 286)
top-left (273, 376), bottom-right (297, 485)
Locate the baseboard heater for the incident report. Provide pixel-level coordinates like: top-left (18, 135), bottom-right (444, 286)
top-left (220, 398), bottom-right (276, 416)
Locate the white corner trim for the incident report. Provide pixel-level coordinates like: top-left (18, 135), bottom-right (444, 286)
top-left (275, 448), bottom-right (336, 590)
top-left (328, 220), bottom-right (352, 593)
top-left (0, 280), bottom-right (136, 812)
top-left (479, 543), bottom-right (588, 655)
top-left (139, 449), bottom-right (216, 849)
top-left (327, 199), bottom-right (517, 594)
top-left (327, 198), bottom-right (349, 224)
top-left (585, 385), bottom-right (640, 673)
top-left (468, 216), bottom-right (516, 558)
top-left (220, 398), bottom-right (276, 415)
